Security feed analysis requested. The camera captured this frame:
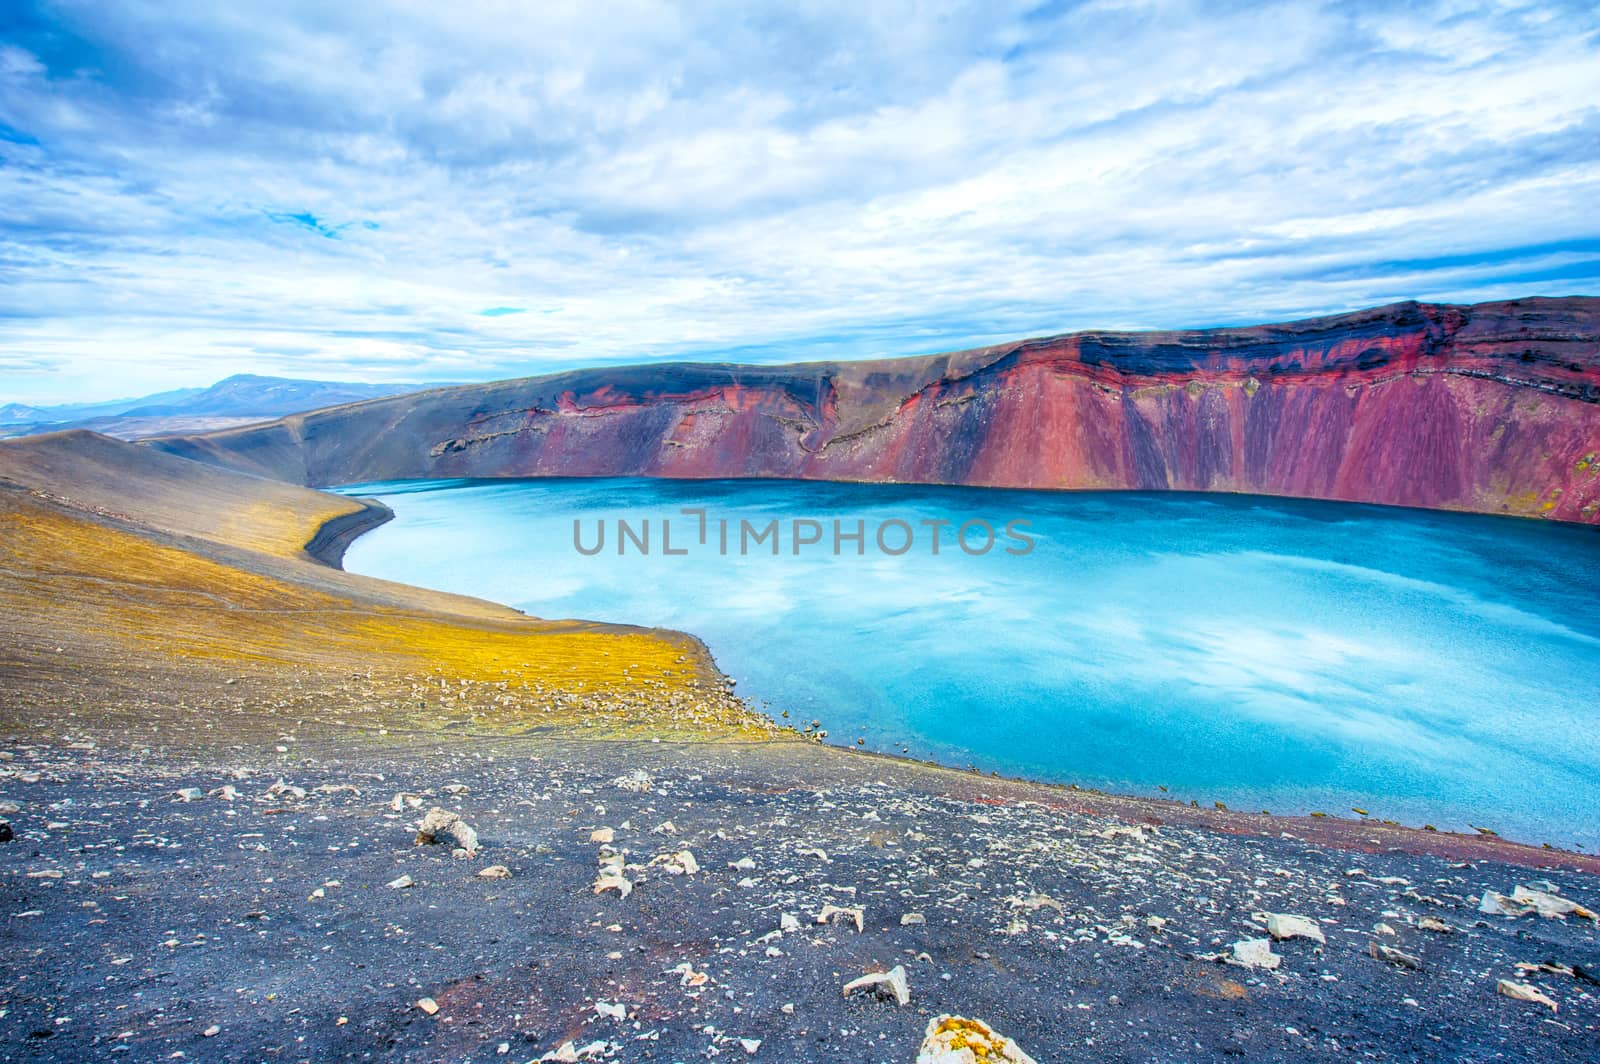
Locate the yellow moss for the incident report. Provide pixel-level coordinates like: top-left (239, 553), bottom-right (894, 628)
top-left (1, 494), bottom-right (771, 740)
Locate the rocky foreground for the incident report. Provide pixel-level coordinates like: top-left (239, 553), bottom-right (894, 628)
top-left (2, 733), bottom-right (1596, 1063)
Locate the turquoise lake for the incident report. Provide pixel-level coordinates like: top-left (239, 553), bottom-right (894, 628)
top-left (337, 478), bottom-right (1600, 850)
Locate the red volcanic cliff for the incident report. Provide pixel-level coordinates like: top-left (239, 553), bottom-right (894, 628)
top-left (147, 298), bottom-right (1600, 523)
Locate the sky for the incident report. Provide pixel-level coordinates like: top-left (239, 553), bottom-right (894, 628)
top-left (1, 0), bottom-right (1598, 404)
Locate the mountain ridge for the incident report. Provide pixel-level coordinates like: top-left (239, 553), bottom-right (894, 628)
top-left (145, 297), bottom-right (1600, 523)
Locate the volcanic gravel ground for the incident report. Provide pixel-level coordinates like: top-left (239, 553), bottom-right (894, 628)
top-left (1, 737), bottom-right (1597, 1063)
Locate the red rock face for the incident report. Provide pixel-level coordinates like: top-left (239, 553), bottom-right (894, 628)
top-left (148, 297), bottom-right (1600, 523)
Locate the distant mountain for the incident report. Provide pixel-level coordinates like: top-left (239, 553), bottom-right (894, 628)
top-left (0, 387), bottom-right (205, 425)
top-left (1, 375), bottom-right (424, 440)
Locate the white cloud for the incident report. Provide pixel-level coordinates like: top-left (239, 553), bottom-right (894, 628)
top-left (0, 0), bottom-right (1596, 401)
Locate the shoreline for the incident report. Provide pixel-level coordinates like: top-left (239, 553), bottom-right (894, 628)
top-left (302, 493), bottom-right (394, 569)
top-left (316, 493), bottom-right (1600, 873)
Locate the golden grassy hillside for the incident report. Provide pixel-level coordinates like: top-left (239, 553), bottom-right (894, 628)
top-left (0, 432), bottom-right (776, 746)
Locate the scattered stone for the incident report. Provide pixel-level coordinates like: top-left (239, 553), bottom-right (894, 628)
top-left (611, 770), bottom-right (652, 792)
top-left (477, 865), bottom-right (511, 879)
top-left (1265, 913), bottom-right (1325, 945)
top-left (415, 997), bottom-right (439, 1015)
top-left (594, 1001), bottom-right (625, 1021)
top-left (1510, 886), bottom-right (1594, 920)
top-left (1010, 893), bottom-right (1065, 916)
top-left (1096, 825), bottom-right (1146, 841)
top-left (390, 792), bottom-right (423, 812)
top-left (1416, 916), bottom-right (1453, 934)
top-left (1496, 979), bottom-right (1558, 1011)
top-left (1228, 938), bottom-right (1281, 970)
top-left (386, 874), bottom-right (415, 890)
top-left (818, 903), bottom-right (865, 933)
top-left (590, 827), bottom-right (614, 844)
top-left (650, 849), bottom-right (699, 876)
top-left (842, 964), bottom-right (910, 1006)
top-left (739, 1037), bottom-right (761, 1054)
top-left (414, 807), bottom-right (480, 857)
top-left (174, 787), bottom-right (202, 802)
top-left (1479, 886), bottom-right (1595, 921)
top-left (669, 962), bottom-right (709, 987)
top-left (0, 821), bottom-right (11, 843)
top-left (901, 912), bottom-right (926, 926)
top-left (202, 1024), bottom-right (220, 1037)
top-left (539, 1040), bottom-right (612, 1062)
top-left (1368, 940), bottom-right (1420, 970)
top-left (266, 779), bottom-right (306, 799)
top-left (593, 874), bottom-right (631, 899)
top-left (916, 1014), bottom-right (1038, 1064)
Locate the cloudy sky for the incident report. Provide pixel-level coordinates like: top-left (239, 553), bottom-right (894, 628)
top-left (2, 0), bottom-right (1598, 403)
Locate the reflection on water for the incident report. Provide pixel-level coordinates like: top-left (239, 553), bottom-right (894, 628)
top-left (338, 478), bottom-right (1600, 850)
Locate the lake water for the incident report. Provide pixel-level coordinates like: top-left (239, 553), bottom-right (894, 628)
top-left (337, 478), bottom-right (1600, 850)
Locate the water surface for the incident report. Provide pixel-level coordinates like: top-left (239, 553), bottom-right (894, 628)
top-left (338, 478), bottom-right (1600, 850)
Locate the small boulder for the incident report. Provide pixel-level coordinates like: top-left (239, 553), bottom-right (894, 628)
top-left (916, 1015), bottom-right (1037, 1064)
top-left (1265, 913), bottom-right (1325, 945)
top-left (414, 807), bottom-right (480, 857)
top-left (817, 903), bottom-right (864, 933)
top-left (1497, 979), bottom-right (1558, 1011)
top-left (1368, 940), bottom-right (1420, 970)
top-left (1229, 938), bottom-right (1281, 970)
top-left (842, 965), bottom-right (910, 1007)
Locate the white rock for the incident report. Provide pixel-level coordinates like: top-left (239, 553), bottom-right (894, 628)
top-left (174, 788), bottom-right (202, 802)
top-left (611, 770), bottom-right (653, 793)
top-left (386, 874), bottom-right (415, 890)
top-left (649, 849), bottom-right (699, 876)
top-left (590, 828), bottom-right (614, 844)
top-left (817, 903), bottom-right (864, 933)
top-left (842, 965), bottom-right (910, 1007)
top-left (1368, 940), bottom-right (1420, 969)
top-left (1265, 913), bottom-right (1325, 945)
top-left (414, 808), bottom-right (479, 857)
top-left (1229, 938), bottom-right (1282, 970)
top-left (915, 1015), bottom-right (1037, 1064)
top-left (594, 1001), bottom-right (625, 1021)
top-left (477, 865), bottom-right (511, 880)
top-left (415, 997), bottom-right (439, 1015)
top-left (1511, 886), bottom-right (1595, 921)
top-left (593, 874), bottom-right (632, 898)
top-left (1497, 979), bottom-right (1558, 1011)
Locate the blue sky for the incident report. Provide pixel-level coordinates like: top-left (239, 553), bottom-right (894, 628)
top-left (1, 0), bottom-right (1598, 403)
